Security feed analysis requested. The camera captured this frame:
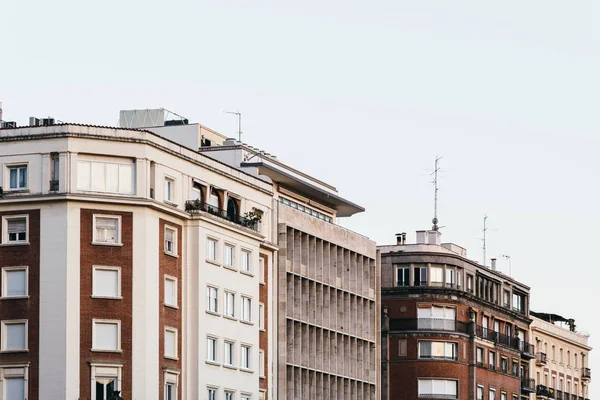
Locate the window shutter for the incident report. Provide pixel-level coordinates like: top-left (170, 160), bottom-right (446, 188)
top-left (165, 229), bottom-right (174, 243)
top-left (94, 269), bottom-right (118, 297)
top-left (165, 330), bottom-right (176, 357)
top-left (7, 219), bottom-right (26, 234)
top-left (96, 217), bottom-right (117, 230)
top-left (6, 270), bottom-right (26, 296)
top-left (399, 339), bottom-right (407, 357)
top-left (95, 323), bottom-right (118, 350)
top-left (165, 279), bottom-right (175, 305)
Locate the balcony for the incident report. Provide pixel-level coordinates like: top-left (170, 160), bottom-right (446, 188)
top-left (536, 352), bottom-right (548, 366)
top-left (581, 367), bottom-right (591, 381)
top-left (536, 385), bottom-right (555, 399)
top-left (49, 180), bottom-right (59, 191)
top-left (475, 326), bottom-right (534, 355)
top-left (521, 378), bottom-right (535, 394)
top-left (388, 318), bottom-right (468, 334)
top-left (184, 200), bottom-right (259, 231)
top-left (519, 341), bottom-right (535, 359)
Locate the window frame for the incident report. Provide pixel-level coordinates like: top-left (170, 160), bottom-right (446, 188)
top-left (2, 215), bottom-right (29, 245)
top-left (1, 266), bottom-right (28, 298)
top-left (90, 363), bottom-right (122, 400)
top-left (164, 226), bottom-right (178, 256)
top-left (396, 266), bottom-right (410, 287)
top-left (258, 302), bottom-right (265, 331)
top-left (6, 164), bottom-right (28, 191)
top-left (1, 366), bottom-right (28, 400)
top-left (259, 257), bottom-right (266, 285)
top-left (164, 371), bottom-right (179, 400)
top-left (224, 340), bottom-right (235, 367)
top-left (240, 344), bottom-right (252, 370)
top-left (164, 327), bottom-right (178, 360)
top-left (207, 387), bottom-right (218, 400)
top-left (224, 291), bottom-right (236, 318)
top-left (92, 319), bottom-right (121, 352)
top-left (92, 266), bottom-right (122, 299)
top-left (417, 378), bottom-right (458, 399)
top-left (418, 340), bottom-right (458, 361)
top-left (241, 296), bottom-right (252, 323)
top-left (224, 244), bottom-right (235, 268)
top-left (207, 336), bottom-right (218, 363)
top-left (92, 214), bottom-right (122, 246)
top-left (164, 176), bottom-right (175, 203)
top-left (77, 159), bottom-right (134, 195)
top-left (207, 237), bottom-right (218, 262)
top-left (164, 275), bottom-right (178, 308)
top-left (259, 349), bottom-right (265, 378)
top-left (207, 286), bottom-right (219, 314)
top-left (0, 320), bottom-right (28, 352)
top-left (241, 249), bottom-right (251, 273)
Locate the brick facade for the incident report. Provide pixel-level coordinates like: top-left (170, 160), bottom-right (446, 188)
top-left (259, 253), bottom-right (268, 398)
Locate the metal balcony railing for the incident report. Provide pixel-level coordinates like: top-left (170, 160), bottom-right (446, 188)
top-left (536, 352), bottom-right (548, 365)
top-left (474, 325), bottom-right (533, 354)
top-left (388, 318), bottom-right (468, 334)
top-left (184, 200), bottom-right (258, 231)
top-left (582, 367), bottom-right (591, 380)
top-left (536, 385), bottom-right (556, 398)
top-left (49, 180), bottom-right (59, 191)
top-left (521, 378), bottom-right (535, 393)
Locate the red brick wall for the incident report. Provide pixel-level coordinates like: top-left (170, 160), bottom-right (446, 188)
top-left (259, 254), bottom-right (268, 399)
top-left (158, 219), bottom-right (182, 400)
top-left (0, 209), bottom-right (40, 400)
top-left (80, 209), bottom-right (133, 400)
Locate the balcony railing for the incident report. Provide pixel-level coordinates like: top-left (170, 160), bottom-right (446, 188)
top-left (536, 385), bottom-right (555, 398)
top-left (581, 367), bottom-right (591, 380)
top-left (536, 352), bottom-right (548, 365)
top-left (389, 318), bottom-right (468, 334)
top-left (184, 200), bottom-right (258, 231)
top-left (49, 180), bottom-right (59, 191)
top-left (474, 326), bottom-right (533, 354)
top-left (521, 378), bottom-right (535, 393)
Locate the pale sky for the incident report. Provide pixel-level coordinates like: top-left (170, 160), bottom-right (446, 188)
top-left (2, 0), bottom-right (599, 396)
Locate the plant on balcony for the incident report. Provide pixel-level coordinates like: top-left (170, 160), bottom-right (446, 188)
top-left (242, 208), bottom-right (263, 228)
top-left (186, 199), bottom-right (203, 211)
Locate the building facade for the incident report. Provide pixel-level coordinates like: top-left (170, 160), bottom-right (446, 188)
top-left (530, 313), bottom-right (592, 399)
top-left (380, 230), bottom-right (535, 400)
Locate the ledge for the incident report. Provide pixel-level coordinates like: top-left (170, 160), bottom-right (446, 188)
top-left (91, 242), bottom-right (123, 247)
top-left (0, 242), bottom-right (29, 247)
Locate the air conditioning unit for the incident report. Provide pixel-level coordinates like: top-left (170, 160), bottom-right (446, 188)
top-left (0, 121), bottom-right (17, 128)
top-left (29, 117), bottom-right (40, 126)
top-left (41, 118), bottom-right (55, 126)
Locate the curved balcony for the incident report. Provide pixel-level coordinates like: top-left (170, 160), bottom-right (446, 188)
top-left (184, 200), bottom-right (259, 231)
top-left (474, 326), bottom-right (534, 355)
top-left (389, 318), bottom-right (468, 334)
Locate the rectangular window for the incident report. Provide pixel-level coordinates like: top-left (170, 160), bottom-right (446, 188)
top-left (489, 351), bottom-right (496, 369)
top-left (476, 347), bottom-right (484, 366)
top-left (93, 215), bottom-right (120, 244)
top-left (92, 364), bottom-right (121, 400)
top-left (398, 339), bottom-right (407, 357)
top-left (207, 337), bottom-right (217, 362)
top-left (224, 245), bottom-right (235, 267)
top-left (224, 291), bottom-right (235, 318)
top-left (207, 388), bottom-right (217, 400)
top-left (207, 286), bottom-right (218, 313)
top-left (430, 267), bottom-right (443, 286)
top-left (2, 267), bottom-right (27, 297)
top-left (501, 357), bottom-right (508, 373)
top-left (414, 267), bottom-right (427, 286)
top-left (241, 296), bottom-right (252, 322)
top-left (5, 376), bottom-right (25, 400)
top-left (259, 349), bottom-right (265, 377)
top-left (241, 250), bottom-right (251, 273)
top-left (418, 341), bottom-right (457, 360)
top-left (259, 257), bottom-right (266, 284)
top-left (92, 267), bottom-right (120, 298)
top-left (500, 392), bottom-right (507, 400)
top-left (241, 395), bottom-right (251, 400)
top-left (258, 303), bottom-right (265, 330)
top-left (503, 290), bottom-right (510, 307)
top-left (467, 275), bottom-right (473, 292)
top-left (8, 165), bottom-right (28, 190)
top-left (489, 388), bottom-right (496, 400)
top-left (396, 267), bottom-right (409, 287)
top-left (241, 345), bottom-right (251, 369)
top-left (446, 268), bottom-right (455, 288)
top-left (5, 217), bottom-right (27, 243)
top-left (207, 238), bottom-right (217, 261)
top-left (164, 276), bottom-right (177, 307)
top-left (512, 292), bottom-right (525, 314)
top-left (165, 328), bottom-right (177, 359)
top-left (224, 341), bottom-right (234, 366)
top-left (1, 320), bottom-right (27, 351)
top-left (417, 379), bottom-right (458, 399)
top-left (165, 382), bottom-right (177, 400)
top-left (77, 160), bottom-right (133, 194)
top-left (417, 306), bottom-right (456, 330)
top-left (225, 391), bottom-right (234, 400)
top-left (165, 227), bottom-right (176, 255)
top-left (477, 385), bottom-right (484, 400)
top-left (164, 178), bottom-right (174, 202)
top-left (92, 320), bottom-right (120, 351)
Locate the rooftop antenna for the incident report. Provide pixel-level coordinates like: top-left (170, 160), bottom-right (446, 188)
top-left (224, 110), bottom-right (242, 142)
top-left (482, 215), bottom-right (488, 266)
top-left (501, 254), bottom-right (512, 277)
top-left (431, 156), bottom-right (442, 231)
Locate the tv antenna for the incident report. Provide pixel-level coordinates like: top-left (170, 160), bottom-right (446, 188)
top-left (223, 110), bottom-right (242, 142)
top-left (482, 215), bottom-right (488, 266)
top-left (431, 156), bottom-right (442, 231)
top-left (501, 254), bottom-right (512, 277)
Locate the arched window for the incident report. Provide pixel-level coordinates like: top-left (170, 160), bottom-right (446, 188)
top-left (227, 197), bottom-right (240, 222)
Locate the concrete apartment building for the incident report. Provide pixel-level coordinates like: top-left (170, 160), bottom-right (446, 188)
top-left (0, 109), bottom-right (379, 400)
top-left (380, 229), bottom-right (535, 400)
top-left (529, 312), bottom-right (592, 399)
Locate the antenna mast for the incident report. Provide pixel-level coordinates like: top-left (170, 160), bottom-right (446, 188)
top-left (224, 110), bottom-right (242, 142)
top-left (482, 215), bottom-right (488, 266)
top-left (431, 156), bottom-right (442, 231)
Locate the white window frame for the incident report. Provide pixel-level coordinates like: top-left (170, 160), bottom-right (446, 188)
top-left (259, 257), bottom-right (266, 285)
top-left (92, 319), bottom-right (121, 352)
top-left (2, 215), bottom-right (29, 245)
top-left (90, 363), bottom-right (122, 400)
top-left (241, 296), bottom-right (252, 323)
top-left (164, 327), bottom-right (178, 360)
top-left (241, 344), bottom-right (251, 370)
top-left (241, 249), bottom-right (251, 273)
top-left (92, 214), bottom-right (122, 245)
top-left (0, 365), bottom-right (29, 400)
top-left (0, 320), bottom-right (28, 352)
top-left (207, 286), bottom-right (219, 314)
top-left (6, 164), bottom-right (28, 191)
top-left (259, 349), bottom-right (265, 378)
top-left (417, 378), bottom-right (458, 399)
top-left (258, 303), bottom-right (265, 331)
top-left (77, 159), bottom-right (134, 195)
top-left (241, 394), bottom-right (251, 400)
top-left (207, 387), bottom-right (218, 400)
top-left (224, 340), bottom-right (235, 367)
top-left (92, 266), bottom-right (121, 299)
top-left (225, 390), bottom-right (235, 400)
top-left (207, 237), bottom-right (218, 262)
top-left (164, 176), bottom-right (175, 203)
top-left (164, 275), bottom-right (178, 308)
top-left (224, 244), bottom-right (235, 268)
top-left (207, 336), bottom-right (218, 363)
top-left (224, 291), bottom-right (236, 318)
top-left (164, 371), bottom-right (179, 400)
top-left (164, 226), bottom-right (177, 256)
top-left (1, 266), bottom-right (28, 298)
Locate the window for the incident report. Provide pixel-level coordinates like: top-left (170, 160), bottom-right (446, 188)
top-left (164, 178), bottom-right (174, 202)
top-left (224, 341), bottom-right (234, 366)
top-left (417, 379), bottom-right (458, 399)
top-left (207, 388), bottom-right (217, 400)
top-left (446, 268), bottom-right (455, 288)
top-left (398, 339), bottom-right (407, 357)
top-left (3, 216), bottom-right (28, 243)
top-left (489, 388), bottom-right (496, 400)
top-left (91, 363), bottom-right (121, 400)
top-left (512, 292), bottom-right (525, 314)
top-left (207, 238), bottom-right (217, 262)
top-left (8, 165), bottom-right (27, 190)
top-left (164, 372), bottom-right (178, 400)
top-left (417, 306), bottom-right (456, 330)
top-left (165, 328), bottom-right (177, 359)
top-left (208, 188), bottom-right (221, 211)
top-left (207, 337), bottom-right (217, 362)
top-left (224, 291), bottom-right (235, 318)
top-left (92, 320), bottom-right (120, 351)
top-left (259, 257), bottom-right (266, 284)
top-left (259, 349), bottom-right (265, 377)
top-left (2, 267), bottom-right (27, 297)
top-left (225, 391), bottom-right (235, 400)
top-left (258, 303), bottom-right (265, 330)
top-left (224, 245), bottom-right (235, 267)
top-left (512, 359), bottom-right (519, 377)
top-left (77, 159), bottom-right (133, 194)
top-left (430, 266), bottom-right (443, 286)
top-left (164, 276), bottom-right (177, 307)
top-left (467, 275), bottom-right (473, 292)
top-left (241, 296), bottom-right (252, 322)
top-left (165, 227), bottom-right (177, 255)
top-left (1, 320), bottom-right (27, 351)
top-left (3, 372), bottom-right (26, 400)
top-left (241, 395), bottom-right (251, 400)
top-left (503, 290), bottom-right (510, 307)
top-left (477, 385), bottom-right (484, 400)
top-left (241, 250), bottom-right (251, 273)
top-left (207, 286), bottom-right (218, 313)
top-left (489, 351), bottom-right (496, 369)
top-left (241, 345), bottom-right (251, 369)
top-left (418, 341), bottom-right (457, 360)
top-left (501, 357), bottom-right (508, 373)
top-left (50, 154), bottom-right (59, 191)
top-left (501, 392), bottom-right (507, 400)
top-left (414, 266), bottom-right (427, 286)
top-left (397, 267), bottom-right (409, 287)
top-left (92, 267), bottom-right (120, 298)
top-left (476, 347), bottom-right (484, 366)
top-left (93, 215), bottom-right (120, 244)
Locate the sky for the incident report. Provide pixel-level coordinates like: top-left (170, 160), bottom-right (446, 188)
top-left (2, 0), bottom-right (599, 396)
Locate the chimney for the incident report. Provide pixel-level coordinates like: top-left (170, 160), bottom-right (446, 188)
top-left (428, 230), bottom-right (441, 245)
top-left (395, 233), bottom-right (403, 245)
top-left (491, 258), bottom-right (497, 271)
top-left (401, 232), bottom-right (407, 244)
top-left (416, 230), bottom-right (427, 244)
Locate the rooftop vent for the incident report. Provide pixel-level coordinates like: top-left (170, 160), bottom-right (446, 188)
top-left (0, 121), bottom-right (17, 128)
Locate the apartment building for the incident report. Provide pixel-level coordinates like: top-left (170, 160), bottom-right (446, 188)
top-left (380, 230), bottom-right (534, 400)
top-left (143, 112), bottom-right (381, 400)
top-left (0, 121), bottom-right (275, 400)
top-left (530, 312), bottom-right (592, 400)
